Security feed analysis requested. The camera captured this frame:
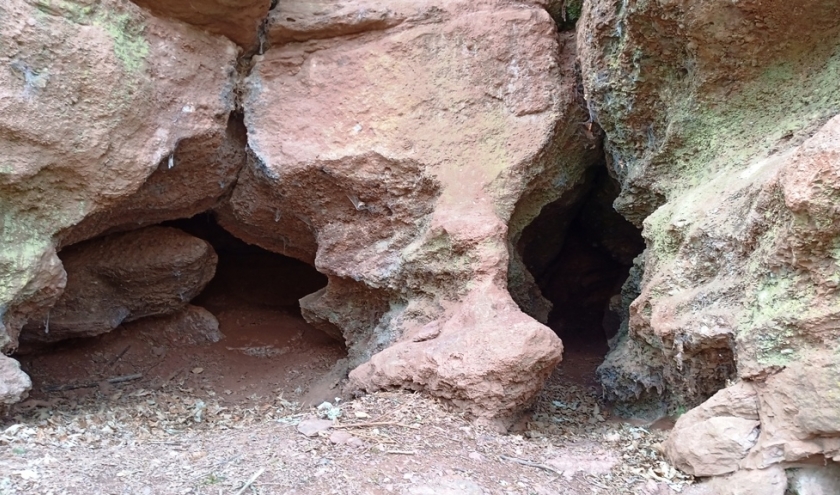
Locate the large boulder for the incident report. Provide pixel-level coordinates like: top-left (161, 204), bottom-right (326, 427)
top-left (664, 383), bottom-right (761, 476)
top-left (0, 355), bottom-right (31, 406)
top-left (219, 0), bottom-right (599, 417)
top-left (20, 226), bottom-right (217, 345)
top-left (0, 0), bottom-right (237, 357)
top-left (58, 116), bottom-right (248, 247)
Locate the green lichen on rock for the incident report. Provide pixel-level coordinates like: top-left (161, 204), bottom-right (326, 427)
top-left (661, 46), bottom-right (840, 196)
top-left (579, 0), bottom-right (840, 416)
top-left (97, 11), bottom-right (149, 74)
top-left (33, 0), bottom-right (150, 74)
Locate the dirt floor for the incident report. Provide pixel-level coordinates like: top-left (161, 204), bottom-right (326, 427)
top-left (1, 302), bottom-right (693, 494)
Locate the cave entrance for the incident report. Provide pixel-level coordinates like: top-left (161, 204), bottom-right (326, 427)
top-left (518, 167), bottom-right (645, 387)
top-left (15, 213), bottom-right (345, 407)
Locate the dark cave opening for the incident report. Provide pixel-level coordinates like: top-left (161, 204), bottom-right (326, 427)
top-left (167, 212), bottom-right (328, 318)
top-left (518, 167), bottom-right (645, 384)
top-left (15, 213), bottom-right (344, 405)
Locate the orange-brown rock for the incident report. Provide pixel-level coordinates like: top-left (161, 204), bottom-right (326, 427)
top-left (0, 355), bottom-right (31, 405)
top-left (664, 383), bottom-right (761, 476)
top-left (130, 0), bottom-right (271, 49)
top-left (20, 227), bottom-right (217, 345)
top-left (0, 0), bottom-right (237, 364)
top-left (220, 0), bottom-right (598, 417)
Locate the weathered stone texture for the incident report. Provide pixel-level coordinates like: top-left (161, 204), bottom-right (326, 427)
top-left (578, 0), bottom-right (840, 483)
top-left (0, 0), bottom-right (237, 356)
top-left (20, 227), bottom-right (217, 345)
top-left (218, 0), bottom-right (597, 417)
top-left (129, 0), bottom-right (271, 49)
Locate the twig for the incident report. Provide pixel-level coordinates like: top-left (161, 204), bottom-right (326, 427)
top-left (584, 475), bottom-right (610, 489)
top-left (234, 467), bottom-right (265, 495)
top-left (109, 345), bottom-right (131, 367)
top-left (333, 421), bottom-right (418, 429)
top-left (385, 450), bottom-right (416, 455)
top-left (106, 373), bottom-right (143, 384)
top-left (499, 455), bottom-right (564, 477)
top-left (43, 373), bottom-right (143, 392)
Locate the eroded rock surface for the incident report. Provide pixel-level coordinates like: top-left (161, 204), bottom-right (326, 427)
top-left (0, 355), bottom-right (31, 405)
top-left (578, 0), bottom-right (840, 483)
top-left (0, 0), bottom-right (237, 354)
top-left (59, 116), bottom-right (248, 248)
top-left (20, 227), bottom-right (217, 345)
top-left (129, 0), bottom-right (271, 49)
top-left (218, 0), bottom-right (598, 417)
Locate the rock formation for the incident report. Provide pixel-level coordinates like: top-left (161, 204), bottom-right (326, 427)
top-left (20, 226), bottom-right (217, 345)
top-left (0, 0), bottom-right (237, 402)
top-left (0, 0), bottom-right (838, 486)
top-left (578, 0), bottom-right (840, 485)
top-left (0, 0), bottom-right (599, 417)
top-left (218, 0), bottom-right (599, 417)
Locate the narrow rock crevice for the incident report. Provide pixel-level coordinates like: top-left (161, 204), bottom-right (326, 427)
top-left (515, 164), bottom-right (645, 382)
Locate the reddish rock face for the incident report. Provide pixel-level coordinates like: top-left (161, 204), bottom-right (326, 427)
top-left (58, 116), bottom-right (248, 247)
top-left (217, 0), bottom-right (597, 417)
top-left (20, 227), bottom-right (217, 346)
top-left (0, 0), bottom-right (239, 406)
top-left (129, 0), bottom-right (272, 49)
top-left (0, 0), bottom-right (237, 356)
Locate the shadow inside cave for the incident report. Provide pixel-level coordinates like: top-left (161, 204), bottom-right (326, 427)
top-left (14, 213), bottom-right (344, 407)
top-left (517, 166), bottom-right (645, 387)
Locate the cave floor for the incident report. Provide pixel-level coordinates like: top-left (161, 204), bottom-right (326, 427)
top-left (15, 297), bottom-right (346, 410)
top-left (0, 318), bottom-right (693, 495)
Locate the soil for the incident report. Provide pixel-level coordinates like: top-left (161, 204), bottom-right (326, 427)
top-left (0, 299), bottom-right (691, 494)
top-left (15, 294), bottom-right (345, 407)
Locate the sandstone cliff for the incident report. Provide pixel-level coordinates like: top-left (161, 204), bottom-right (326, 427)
top-left (1, 0), bottom-right (839, 488)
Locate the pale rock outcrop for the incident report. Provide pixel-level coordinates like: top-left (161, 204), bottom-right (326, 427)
top-left (742, 356), bottom-right (840, 469)
top-left (666, 416), bottom-right (759, 476)
top-left (0, 0), bottom-right (237, 404)
top-left (58, 117), bottom-right (248, 247)
top-left (0, 355), bottom-right (31, 405)
top-left (665, 383), bottom-right (761, 476)
top-left (683, 466), bottom-right (788, 495)
top-left (220, 0), bottom-right (598, 417)
top-left (20, 227), bottom-right (217, 345)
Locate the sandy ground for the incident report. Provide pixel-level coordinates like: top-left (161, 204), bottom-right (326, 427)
top-left (2, 301), bottom-right (692, 495)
